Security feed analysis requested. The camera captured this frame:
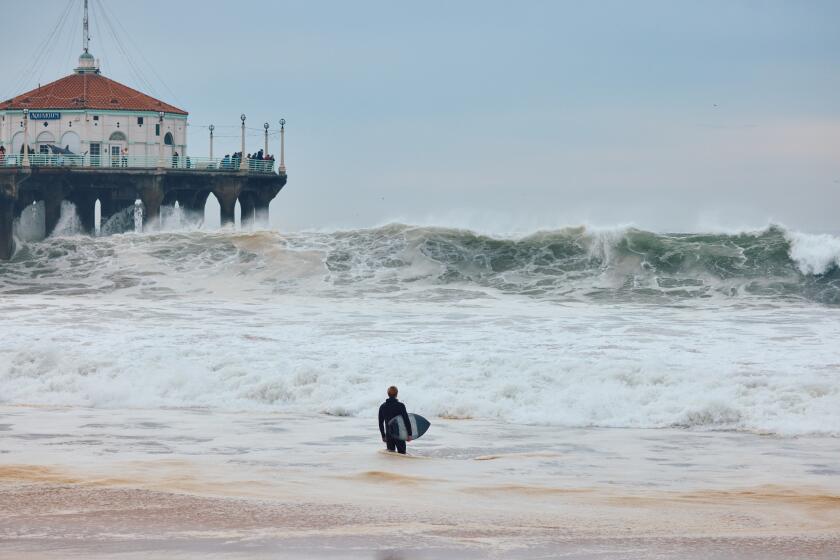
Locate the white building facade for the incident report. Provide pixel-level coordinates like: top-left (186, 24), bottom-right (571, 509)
top-left (0, 52), bottom-right (188, 167)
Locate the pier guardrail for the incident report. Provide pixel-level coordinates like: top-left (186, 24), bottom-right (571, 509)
top-left (0, 153), bottom-right (278, 174)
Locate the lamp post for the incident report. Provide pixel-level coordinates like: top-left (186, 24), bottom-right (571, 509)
top-left (279, 118), bottom-right (286, 174)
top-left (209, 125), bottom-right (215, 160)
top-left (263, 122), bottom-right (269, 157)
top-left (22, 109), bottom-right (30, 168)
top-left (158, 111), bottom-right (165, 168)
top-left (239, 114), bottom-right (247, 171)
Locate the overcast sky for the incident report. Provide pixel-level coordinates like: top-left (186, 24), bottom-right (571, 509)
top-left (2, 1), bottom-right (839, 234)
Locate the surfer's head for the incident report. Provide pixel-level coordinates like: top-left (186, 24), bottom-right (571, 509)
top-left (387, 386), bottom-right (398, 398)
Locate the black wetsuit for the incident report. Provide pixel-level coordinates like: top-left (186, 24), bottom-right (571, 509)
top-left (378, 397), bottom-right (412, 454)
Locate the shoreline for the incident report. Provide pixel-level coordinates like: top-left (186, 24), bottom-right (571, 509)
top-left (2, 406), bottom-right (840, 558)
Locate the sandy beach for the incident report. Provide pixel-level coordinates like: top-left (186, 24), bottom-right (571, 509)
top-left (2, 406), bottom-right (839, 559)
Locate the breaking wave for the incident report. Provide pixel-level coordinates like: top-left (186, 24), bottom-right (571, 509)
top-left (2, 223), bottom-right (839, 304)
top-left (315, 224), bottom-right (840, 304)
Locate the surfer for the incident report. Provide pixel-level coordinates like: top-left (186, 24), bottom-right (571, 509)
top-left (378, 386), bottom-right (412, 454)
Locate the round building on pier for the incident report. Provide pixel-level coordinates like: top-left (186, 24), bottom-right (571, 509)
top-left (0, 49), bottom-right (187, 166)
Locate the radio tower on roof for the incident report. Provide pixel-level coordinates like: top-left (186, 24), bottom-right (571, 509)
top-left (83, 0), bottom-right (90, 53)
top-left (75, 0), bottom-right (99, 74)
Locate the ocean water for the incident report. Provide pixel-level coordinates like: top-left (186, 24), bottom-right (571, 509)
top-left (1, 215), bottom-right (839, 437)
top-left (3, 212), bottom-right (840, 556)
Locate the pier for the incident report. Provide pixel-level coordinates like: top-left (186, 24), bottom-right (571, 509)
top-left (0, 158), bottom-right (287, 260)
top-left (0, 0), bottom-right (289, 260)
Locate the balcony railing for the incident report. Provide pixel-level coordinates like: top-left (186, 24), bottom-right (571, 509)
top-left (0, 153), bottom-right (279, 174)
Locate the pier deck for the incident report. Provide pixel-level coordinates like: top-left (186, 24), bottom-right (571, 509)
top-left (0, 164), bottom-right (287, 259)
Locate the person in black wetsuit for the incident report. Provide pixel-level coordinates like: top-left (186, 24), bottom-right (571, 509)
top-left (378, 386), bottom-right (412, 454)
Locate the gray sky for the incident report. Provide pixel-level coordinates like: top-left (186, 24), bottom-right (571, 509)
top-left (3, 0), bottom-right (839, 234)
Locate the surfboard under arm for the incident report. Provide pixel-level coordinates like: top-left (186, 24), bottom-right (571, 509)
top-left (391, 416), bottom-right (415, 440)
top-left (387, 413), bottom-right (430, 441)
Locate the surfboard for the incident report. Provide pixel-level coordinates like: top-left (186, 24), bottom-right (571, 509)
top-left (387, 413), bottom-right (431, 441)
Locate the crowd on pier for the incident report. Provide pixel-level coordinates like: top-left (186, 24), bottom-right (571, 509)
top-left (220, 149), bottom-right (276, 171)
top-left (1, 144), bottom-right (277, 174)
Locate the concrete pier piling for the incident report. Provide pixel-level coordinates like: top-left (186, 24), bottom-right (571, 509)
top-left (0, 172), bottom-right (24, 260)
top-left (0, 167), bottom-right (286, 259)
top-left (44, 188), bottom-right (64, 237)
top-left (0, 197), bottom-right (14, 260)
top-left (239, 193), bottom-right (256, 231)
top-left (213, 182), bottom-right (240, 229)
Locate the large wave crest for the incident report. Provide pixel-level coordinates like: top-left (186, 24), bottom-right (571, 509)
top-left (1, 223), bottom-right (839, 304)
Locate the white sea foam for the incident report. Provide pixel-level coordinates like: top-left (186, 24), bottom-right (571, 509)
top-left (1, 224), bottom-right (838, 437)
top-left (1, 290), bottom-right (839, 437)
top-left (13, 201), bottom-right (46, 242)
top-left (50, 201), bottom-right (84, 237)
top-left (786, 230), bottom-right (840, 275)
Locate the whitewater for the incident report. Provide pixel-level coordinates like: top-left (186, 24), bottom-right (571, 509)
top-left (1, 219), bottom-right (839, 437)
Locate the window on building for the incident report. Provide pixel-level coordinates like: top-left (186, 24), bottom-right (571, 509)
top-left (164, 132), bottom-right (174, 146)
top-left (155, 124), bottom-right (160, 136)
top-left (137, 117), bottom-right (144, 126)
top-left (93, 115), bottom-right (99, 121)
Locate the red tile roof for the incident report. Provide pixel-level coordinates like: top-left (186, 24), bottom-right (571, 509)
top-left (0, 72), bottom-right (187, 115)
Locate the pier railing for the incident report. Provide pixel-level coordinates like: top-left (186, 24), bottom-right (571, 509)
top-left (0, 153), bottom-right (279, 174)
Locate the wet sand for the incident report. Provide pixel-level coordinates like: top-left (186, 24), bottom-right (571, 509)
top-left (2, 406), bottom-right (839, 558)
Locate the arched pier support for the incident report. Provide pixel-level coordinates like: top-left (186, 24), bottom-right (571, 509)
top-left (15, 191), bottom-right (36, 219)
top-left (0, 172), bottom-right (27, 259)
top-left (239, 192), bottom-right (256, 231)
top-left (182, 190), bottom-right (209, 225)
top-left (213, 180), bottom-right (242, 228)
top-left (99, 194), bottom-right (119, 229)
top-left (254, 202), bottom-right (270, 228)
top-left (253, 187), bottom-right (280, 229)
top-left (68, 191), bottom-right (97, 234)
top-left (0, 197), bottom-right (14, 260)
top-left (43, 186), bottom-right (66, 237)
top-left (138, 176), bottom-right (165, 230)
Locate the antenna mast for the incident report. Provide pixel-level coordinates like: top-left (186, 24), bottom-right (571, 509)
top-left (83, 0), bottom-right (90, 53)
top-left (75, 0), bottom-right (98, 74)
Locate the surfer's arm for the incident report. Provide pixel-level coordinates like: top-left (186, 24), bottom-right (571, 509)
top-left (378, 405), bottom-right (386, 439)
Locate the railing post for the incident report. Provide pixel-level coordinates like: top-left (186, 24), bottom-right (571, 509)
top-left (279, 118), bottom-right (286, 174)
top-left (264, 122), bottom-right (269, 157)
top-left (239, 114), bottom-right (247, 171)
top-left (22, 109), bottom-right (30, 168)
top-left (157, 111), bottom-right (165, 169)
